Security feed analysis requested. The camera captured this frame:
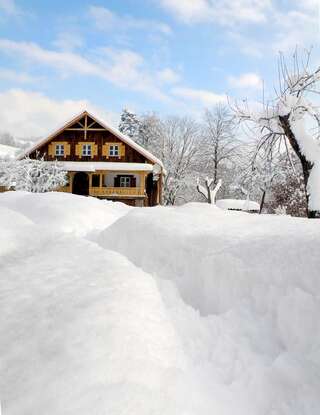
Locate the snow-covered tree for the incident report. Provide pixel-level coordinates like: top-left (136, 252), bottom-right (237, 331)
top-left (138, 113), bottom-right (163, 149)
top-left (0, 132), bottom-right (16, 147)
top-left (0, 156), bottom-right (68, 192)
top-left (196, 178), bottom-right (222, 204)
top-left (159, 117), bottom-right (200, 205)
top-left (201, 105), bottom-right (240, 185)
top-left (270, 155), bottom-right (307, 216)
top-left (118, 108), bottom-right (140, 140)
top-left (233, 50), bottom-right (320, 218)
top-left (236, 142), bottom-right (283, 213)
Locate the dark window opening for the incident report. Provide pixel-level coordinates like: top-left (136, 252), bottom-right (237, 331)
top-left (92, 174), bottom-right (100, 187)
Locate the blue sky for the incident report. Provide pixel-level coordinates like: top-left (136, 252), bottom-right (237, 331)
top-left (0, 0), bottom-right (319, 138)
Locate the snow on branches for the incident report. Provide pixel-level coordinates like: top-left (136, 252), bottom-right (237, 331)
top-left (232, 50), bottom-right (320, 217)
top-left (0, 155), bottom-right (68, 192)
top-left (118, 108), bottom-right (140, 140)
top-left (196, 178), bottom-right (222, 204)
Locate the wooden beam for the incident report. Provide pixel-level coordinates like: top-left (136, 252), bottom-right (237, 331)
top-left (88, 120), bottom-right (97, 128)
top-left (65, 128), bottom-right (106, 131)
top-left (84, 114), bottom-right (87, 140)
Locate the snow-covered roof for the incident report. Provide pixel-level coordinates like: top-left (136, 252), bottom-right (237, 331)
top-left (216, 199), bottom-right (260, 211)
top-left (53, 161), bottom-right (154, 172)
top-left (22, 110), bottom-right (164, 169)
top-left (0, 144), bottom-right (19, 159)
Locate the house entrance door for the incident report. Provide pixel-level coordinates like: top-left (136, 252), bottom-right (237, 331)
top-left (72, 172), bottom-right (89, 196)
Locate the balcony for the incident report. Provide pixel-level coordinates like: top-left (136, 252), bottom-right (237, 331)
top-left (89, 186), bottom-right (145, 198)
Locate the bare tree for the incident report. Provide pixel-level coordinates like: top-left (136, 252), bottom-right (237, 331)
top-left (237, 141), bottom-right (285, 213)
top-left (159, 117), bottom-right (200, 205)
top-left (196, 178), bottom-right (222, 204)
top-left (201, 105), bottom-right (240, 186)
top-left (232, 50), bottom-right (320, 218)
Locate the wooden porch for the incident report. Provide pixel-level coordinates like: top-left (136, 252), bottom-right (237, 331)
top-left (57, 170), bottom-right (148, 200)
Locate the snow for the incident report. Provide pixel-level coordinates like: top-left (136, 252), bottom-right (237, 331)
top-left (290, 116), bottom-right (320, 211)
top-left (0, 143), bottom-right (19, 159)
top-left (56, 161), bottom-right (154, 172)
top-left (1, 194), bottom-right (320, 414)
top-left (277, 94), bottom-right (320, 211)
top-left (216, 198), bottom-right (260, 211)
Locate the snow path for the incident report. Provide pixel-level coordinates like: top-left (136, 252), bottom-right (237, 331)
top-left (1, 193), bottom-right (320, 414)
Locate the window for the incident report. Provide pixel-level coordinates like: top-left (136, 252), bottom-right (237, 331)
top-left (82, 144), bottom-right (92, 156)
top-left (120, 176), bottom-right (131, 187)
top-left (109, 145), bottom-right (119, 157)
top-left (55, 144), bottom-right (64, 156)
top-left (92, 174), bottom-right (100, 187)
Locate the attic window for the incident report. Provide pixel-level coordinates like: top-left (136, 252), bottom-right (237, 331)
top-left (109, 145), bottom-right (119, 157)
top-left (82, 144), bottom-right (92, 156)
top-left (55, 144), bottom-right (64, 156)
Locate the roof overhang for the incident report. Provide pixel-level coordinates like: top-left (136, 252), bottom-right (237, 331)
top-left (50, 161), bottom-right (154, 173)
top-left (21, 110), bottom-right (164, 169)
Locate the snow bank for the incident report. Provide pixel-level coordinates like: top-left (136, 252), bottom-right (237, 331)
top-left (0, 191), bottom-right (130, 237)
top-left (216, 198), bottom-right (260, 211)
top-left (0, 237), bottom-right (190, 414)
top-left (98, 202), bottom-right (320, 414)
top-left (1, 194), bottom-right (320, 414)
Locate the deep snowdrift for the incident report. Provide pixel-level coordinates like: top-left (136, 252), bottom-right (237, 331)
top-left (1, 193), bottom-right (320, 414)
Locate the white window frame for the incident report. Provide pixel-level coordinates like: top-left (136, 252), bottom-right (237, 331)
top-left (55, 144), bottom-right (64, 156)
top-left (82, 144), bottom-right (92, 156)
top-left (109, 144), bottom-right (119, 157)
top-left (120, 176), bottom-right (131, 187)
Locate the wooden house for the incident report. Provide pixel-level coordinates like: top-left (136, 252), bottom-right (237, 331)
top-left (22, 111), bottom-right (164, 206)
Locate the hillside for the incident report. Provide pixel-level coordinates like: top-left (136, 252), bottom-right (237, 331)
top-left (0, 192), bottom-right (319, 414)
top-left (0, 144), bottom-right (19, 159)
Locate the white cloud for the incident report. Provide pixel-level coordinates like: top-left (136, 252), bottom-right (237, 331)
top-left (0, 69), bottom-right (39, 83)
top-left (157, 68), bottom-right (180, 84)
top-left (226, 32), bottom-right (263, 58)
top-left (0, 39), bottom-right (101, 76)
top-left (89, 5), bottom-right (172, 36)
top-left (0, 39), bottom-right (170, 101)
top-left (159, 0), bottom-right (319, 56)
top-left (0, 0), bottom-right (19, 15)
top-left (172, 86), bottom-right (226, 106)
top-left (0, 89), bottom-right (117, 139)
top-left (228, 72), bottom-right (262, 89)
top-left (158, 0), bottom-right (271, 25)
top-left (53, 32), bottom-right (84, 51)
top-left (271, 6), bottom-right (319, 52)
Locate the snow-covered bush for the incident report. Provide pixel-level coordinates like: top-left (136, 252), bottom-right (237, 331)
top-left (0, 156), bottom-right (68, 192)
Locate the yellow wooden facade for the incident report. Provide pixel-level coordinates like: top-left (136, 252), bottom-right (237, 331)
top-left (57, 170), bottom-right (148, 200)
top-left (48, 141), bottom-right (71, 158)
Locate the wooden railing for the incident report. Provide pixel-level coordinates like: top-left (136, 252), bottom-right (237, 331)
top-left (89, 187), bottom-right (145, 197)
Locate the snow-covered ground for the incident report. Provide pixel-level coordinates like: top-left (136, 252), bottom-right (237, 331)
top-left (1, 192), bottom-right (320, 414)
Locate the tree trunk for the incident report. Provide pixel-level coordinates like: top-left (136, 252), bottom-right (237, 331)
top-left (206, 181), bottom-right (212, 204)
top-left (259, 190), bottom-right (266, 214)
top-left (278, 115), bottom-right (316, 218)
